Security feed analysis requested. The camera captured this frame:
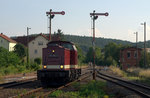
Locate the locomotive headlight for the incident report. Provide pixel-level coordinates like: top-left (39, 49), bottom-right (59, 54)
top-left (43, 65), bottom-right (47, 69)
top-left (60, 65), bottom-right (64, 69)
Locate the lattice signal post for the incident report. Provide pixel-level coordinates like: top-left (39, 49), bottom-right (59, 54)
top-left (46, 9), bottom-right (65, 41)
top-left (90, 10), bottom-right (109, 80)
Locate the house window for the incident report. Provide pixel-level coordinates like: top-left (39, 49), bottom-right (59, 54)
top-left (38, 41), bottom-right (43, 45)
top-left (127, 51), bottom-right (131, 58)
top-left (34, 49), bottom-right (38, 54)
top-left (134, 51), bottom-right (137, 58)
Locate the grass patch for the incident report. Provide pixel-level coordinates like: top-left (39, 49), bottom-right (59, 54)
top-left (110, 66), bottom-right (150, 85)
top-left (139, 69), bottom-right (150, 78)
top-left (127, 67), bottom-right (150, 78)
top-left (109, 66), bottom-right (126, 77)
top-left (49, 80), bottom-right (109, 98)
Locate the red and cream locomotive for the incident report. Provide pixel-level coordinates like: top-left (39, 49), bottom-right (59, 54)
top-left (37, 41), bottom-right (81, 85)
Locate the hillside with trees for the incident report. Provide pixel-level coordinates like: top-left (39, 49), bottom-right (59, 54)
top-left (64, 35), bottom-right (132, 53)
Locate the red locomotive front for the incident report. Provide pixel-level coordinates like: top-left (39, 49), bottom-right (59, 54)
top-left (37, 41), bottom-right (81, 86)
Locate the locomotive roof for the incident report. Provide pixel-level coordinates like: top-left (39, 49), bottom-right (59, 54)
top-left (48, 41), bottom-right (74, 45)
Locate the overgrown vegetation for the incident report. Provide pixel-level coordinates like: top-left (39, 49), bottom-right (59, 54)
top-left (0, 45), bottom-right (40, 77)
top-left (109, 66), bottom-right (126, 77)
top-left (109, 66), bottom-right (150, 85)
top-left (127, 67), bottom-right (150, 79)
top-left (34, 58), bottom-right (42, 65)
top-left (49, 80), bottom-right (110, 98)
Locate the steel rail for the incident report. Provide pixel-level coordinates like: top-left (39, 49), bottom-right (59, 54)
top-left (12, 71), bottom-right (92, 98)
top-left (0, 78), bottom-right (36, 90)
top-left (97, 71), bottom-right (150, 90)
top-left (97, 72), bottom-right (150, 98)
top-left (37, 72), bottom-right (92, 98)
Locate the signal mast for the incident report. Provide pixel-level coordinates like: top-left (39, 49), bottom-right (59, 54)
top-left (90, 10), bottom-right (109, 80)
top-left (46, 9), bottom-right (65, 41)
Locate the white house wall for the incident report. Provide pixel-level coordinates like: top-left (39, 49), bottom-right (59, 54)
top-left (28, 36), bottom-right (49, 61)
top-left (9, 43), bottom-right (16, 51)
top-left (0, 37), bottom-right (9, 50)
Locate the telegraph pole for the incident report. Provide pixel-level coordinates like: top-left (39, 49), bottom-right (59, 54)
top-left (46, 9), bottom-right (65, 41)
top-left (134, 32), bottom-right (138, 66)
top-left (141, 22), bottom-right (146, 67)
top-left (27, 27), bottom-right (31, 67)
top-left (90, 10), bottom-right (109, 80)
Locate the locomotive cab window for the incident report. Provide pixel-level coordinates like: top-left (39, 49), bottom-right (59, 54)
top-left (62, 43), bottom-right (73, 50)
top-left (47, 41), bottom-right (76, 50)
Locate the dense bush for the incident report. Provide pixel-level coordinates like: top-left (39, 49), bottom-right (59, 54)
top-left (34, 58), bottom-right (42, 65)
top-left (0, 47), bottom-right (40, 76)
top-left (14, 43), bottom-right (26, 58)
top-left (30, 62), bottom-right (40, 71)
top-left (0, 47), bottom-right (20, 67)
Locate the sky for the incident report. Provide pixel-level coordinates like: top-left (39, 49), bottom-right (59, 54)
top-left (1, 0), bottom-right (150, 42)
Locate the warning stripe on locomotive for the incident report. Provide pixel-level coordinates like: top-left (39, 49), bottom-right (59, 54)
top-left (45, 65), bottom-right (79, 69)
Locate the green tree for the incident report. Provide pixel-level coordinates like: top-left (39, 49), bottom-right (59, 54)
top-left (76, 45), bottom-right (85, 64)
top-left (14, 43), bottom-right (26, 59)
top-left (53, 29), bottom-right (65, 41)
top-left (104, 42), bottom-right (124, 66)
top-left (139, 51), bottom-right (150, 68)
top-left (105, 56), bottom-right (117, 66)
top-left (0, 47), bottom-right (20, 67)
top-left (85, 47), bottom-right (102, 65)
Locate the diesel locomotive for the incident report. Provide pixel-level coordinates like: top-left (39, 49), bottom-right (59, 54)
top-left (37, 41), bottom-right (81, 85)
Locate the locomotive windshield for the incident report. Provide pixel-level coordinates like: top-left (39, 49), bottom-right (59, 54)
top-left (61, 43), bottom-right (73, 50)
top-left (48, 41), bottom-right (77, 51)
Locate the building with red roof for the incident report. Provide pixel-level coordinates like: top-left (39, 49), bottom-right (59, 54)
top-left (0, 33), bottom-right (17, 51)
top-left (12, 33), bottom-right (49, 61)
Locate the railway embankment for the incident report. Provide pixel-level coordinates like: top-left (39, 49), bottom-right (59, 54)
top-left (107, 66), bottom-right (150, 86)
top-left (98, 66), bottom-right (150, 98)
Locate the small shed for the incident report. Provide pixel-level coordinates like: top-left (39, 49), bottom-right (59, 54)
top-left (120, 47), bottom-right (142, 70)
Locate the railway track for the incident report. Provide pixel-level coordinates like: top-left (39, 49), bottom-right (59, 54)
top-left (11, 71), bottom-right (92, 98)
top-left (0, 77), bottom-right (37, 90)
top-left (97, 71), bottom-right (150, 98)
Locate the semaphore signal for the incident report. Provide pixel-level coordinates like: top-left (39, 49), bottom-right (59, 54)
top-left (90, 10), bottom-right (109, 80)
top-left (46, 9), bottom-right (65, 41)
